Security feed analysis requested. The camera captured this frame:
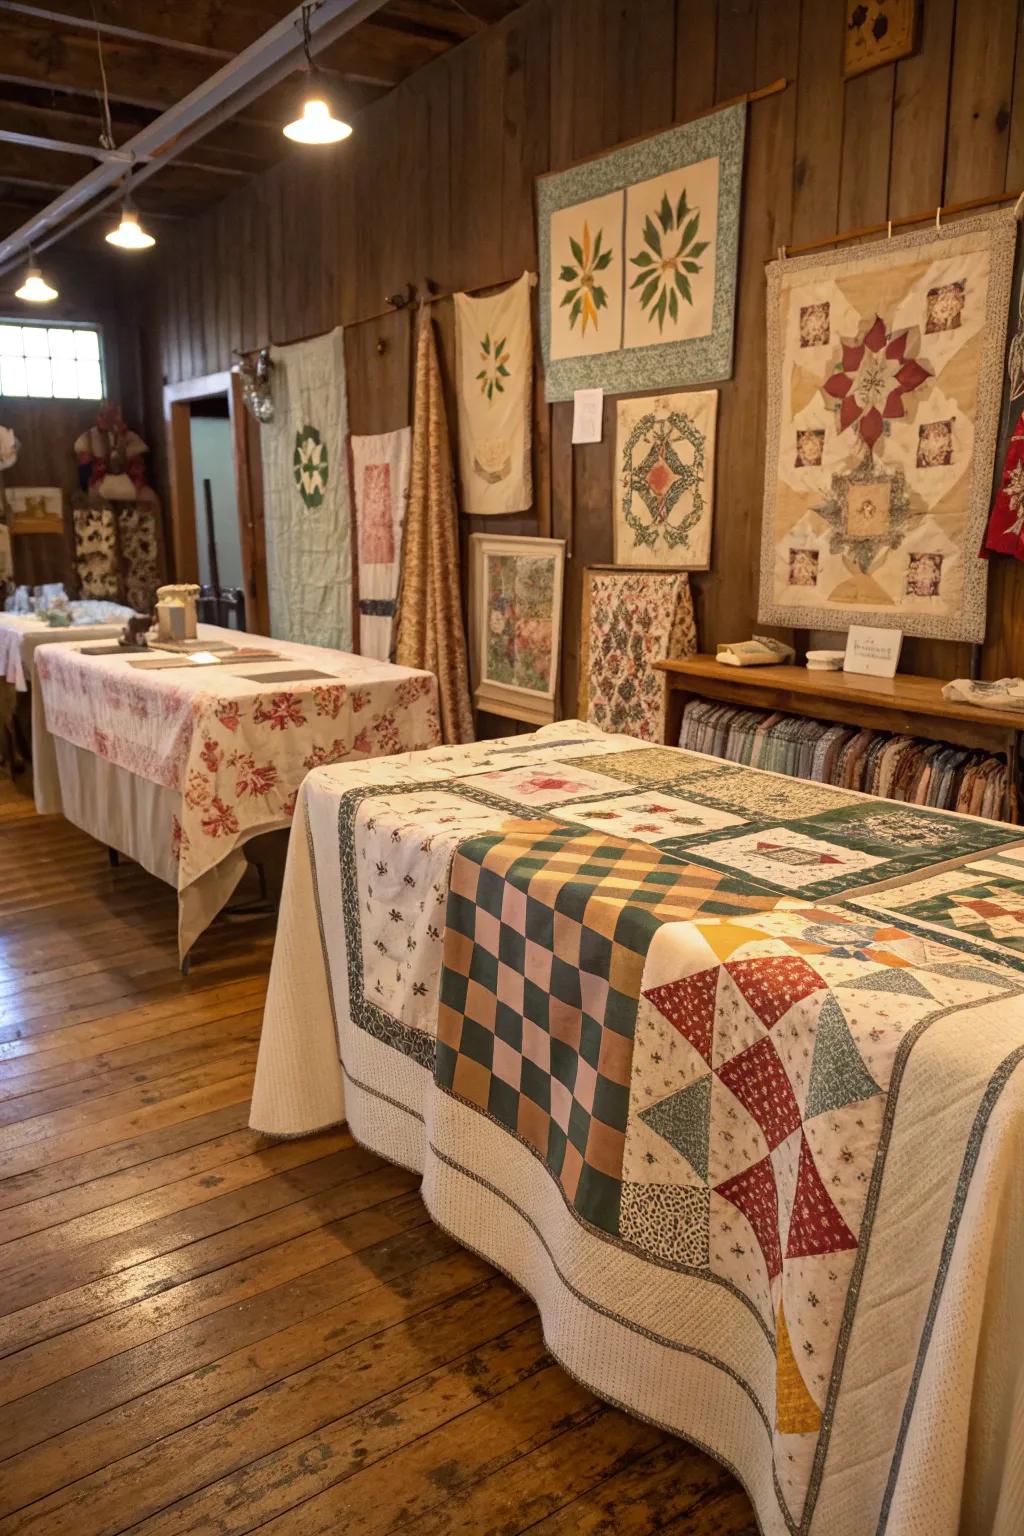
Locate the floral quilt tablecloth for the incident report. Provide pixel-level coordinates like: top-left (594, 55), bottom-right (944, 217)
top-left (251, 721), bottom-right (1024, 1536)
top-left (33, 624), bottom-right (440, 895)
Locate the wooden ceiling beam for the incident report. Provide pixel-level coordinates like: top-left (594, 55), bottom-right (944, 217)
top-left (0, 100), bottom-right (266, 175)
top-left (0, 140), bottom-right (249, 200)
top-left (0, 2), bottom-right (233, 59)
top-left (0, 0), bottom-right (474, 57)
top-left (380, 1), bottom-right (485, 39)
top-left (0, 8), bottom-right (444, 94)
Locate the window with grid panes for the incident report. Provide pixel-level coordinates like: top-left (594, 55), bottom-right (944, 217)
top-left (0, 322), bottom-right (104, 400)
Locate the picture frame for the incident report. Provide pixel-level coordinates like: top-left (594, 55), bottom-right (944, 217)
top-left (468, 533), bottom-right (565, 725)
top-left (4, 485), bottom-right (65, 535)
top-left (843, 0), bottom-right (919, 79)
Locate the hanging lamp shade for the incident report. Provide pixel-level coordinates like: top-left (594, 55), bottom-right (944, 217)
top-left (15, 258), bottom-right (58, 303)
top-left (282, 6), bottom-right (352, 145)
top-left (106, 201), bottom-right (156, 250)
top-left (283, 80), bottom-right (352, 144)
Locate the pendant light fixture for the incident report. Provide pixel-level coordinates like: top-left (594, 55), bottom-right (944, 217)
top-left (105, 196), bottom-right (156, 250)
top-left (283, 3), bottom-right (352, 145)
top-left (15, 252), bottom-right (58, 303)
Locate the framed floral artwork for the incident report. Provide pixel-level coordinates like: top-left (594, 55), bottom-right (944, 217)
top-left (614, 390), bottom-right (718, 569)
top-left (537, 103), bottom-right (745, 402)
top-left (758, 211), bottom-right (1015, 642)
top-left (469, 534), bottom-right (565, 725)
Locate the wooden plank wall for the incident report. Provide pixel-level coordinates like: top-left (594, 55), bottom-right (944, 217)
top-left (4, 251), bottom-right (146, 589)
top-left (142, 0), bottom-right (1024, 718)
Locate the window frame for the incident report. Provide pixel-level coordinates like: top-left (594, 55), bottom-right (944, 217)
top-left (0, 317), bottom-right (107, 402)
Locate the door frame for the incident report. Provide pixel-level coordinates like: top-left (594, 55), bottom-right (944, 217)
top-left (162, 369), bottom-right (269, 635)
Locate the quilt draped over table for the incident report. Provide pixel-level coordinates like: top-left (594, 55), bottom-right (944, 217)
top-left (395, 314), bottom-right (475, 745)
top-left (351, 427), bottom-right (412, 661)
top-left (453, 271), bottom-right (533, 515)
top-left (251, 723), bottom-right (1024, 1536)
top-left (758, 211), bottom-right (1015, 641)
top-left (34, 626), bottom-right (439, 957)
top-left (260, 327), bottom-right (353, 650)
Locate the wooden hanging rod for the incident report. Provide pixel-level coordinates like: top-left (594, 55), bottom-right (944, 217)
top-left (779, 187), bottom-right (1024, 261)
top-left (537, 76), bottom-right (789, 180)
top-left (238, 272), bottom-right (537, 356)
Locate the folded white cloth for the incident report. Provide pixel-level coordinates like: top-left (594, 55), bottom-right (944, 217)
top-left (942, 677), bottom-right (1024, 712)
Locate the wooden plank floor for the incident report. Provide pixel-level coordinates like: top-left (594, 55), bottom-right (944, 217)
top-left (0, 774), bottom-right (758, 1536)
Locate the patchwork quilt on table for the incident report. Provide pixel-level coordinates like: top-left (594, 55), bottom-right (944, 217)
top-left (252, 721), bottom-right (1024, 1536)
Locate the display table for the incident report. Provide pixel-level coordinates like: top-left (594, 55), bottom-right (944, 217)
top-left (33, 624), bottom-right (440, 958)
top-left (252, 720), bottom-right (1024, 1536)
top-left (0, 607), bottom-right (135, 691)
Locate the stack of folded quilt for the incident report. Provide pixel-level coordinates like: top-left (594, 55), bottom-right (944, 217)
top-left (679, 699), bottom-right (1010, 820)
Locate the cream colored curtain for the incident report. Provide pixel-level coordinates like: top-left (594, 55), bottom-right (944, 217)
top-left (395, 314), bottom-right (475, 745)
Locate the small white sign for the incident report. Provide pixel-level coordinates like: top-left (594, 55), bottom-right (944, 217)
top-left (843, 625), bottom-right (903, 678)
top-left (571, 388), bottom-right (604, 444)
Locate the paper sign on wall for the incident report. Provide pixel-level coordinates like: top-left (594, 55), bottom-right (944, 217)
top-left (572, 388), bottom-right (604, 444)
top-left (843, 625), bottom-right (903, 678)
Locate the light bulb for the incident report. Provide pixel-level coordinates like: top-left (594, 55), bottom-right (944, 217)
top-left (15, 262), bottom-right (58, 303)
top-left (283, 96), bottom-right (352, 145)
top-left (106, 206), bottom-right (155, 250)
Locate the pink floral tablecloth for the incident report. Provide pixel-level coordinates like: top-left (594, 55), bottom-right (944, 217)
top-left (0, 613), bottom-right (128, 692)
top-left (34, 625), bottom-right (440, 891)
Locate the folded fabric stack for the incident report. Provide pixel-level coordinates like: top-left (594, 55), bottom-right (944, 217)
top-left (679, 699), bottom-right (1011, 821)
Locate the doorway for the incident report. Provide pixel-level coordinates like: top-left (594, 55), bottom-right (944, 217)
top-left (162, 370), bottom-right (269, 634)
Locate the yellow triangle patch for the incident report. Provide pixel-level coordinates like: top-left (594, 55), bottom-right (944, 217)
top-left (696, 922), bottom-right (768, 962)
top-left (776, 1302), bottom-right (823, 1435)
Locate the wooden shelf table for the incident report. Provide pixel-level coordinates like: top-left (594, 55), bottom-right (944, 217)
top-left (656, 656), bottom-right (1024, 821)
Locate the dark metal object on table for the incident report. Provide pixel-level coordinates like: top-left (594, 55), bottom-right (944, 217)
top-left (196, 584), bottom-right (247, 632)
top-left (203, 477), bottom-right (221, 598)
top-left (120, 612), bottom-right (153, 648)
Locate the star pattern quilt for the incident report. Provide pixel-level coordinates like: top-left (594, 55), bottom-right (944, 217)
top-left (759, 212), bottom-right (1015, 641)
top-left (251, 724), bottom-right (1024, 1536)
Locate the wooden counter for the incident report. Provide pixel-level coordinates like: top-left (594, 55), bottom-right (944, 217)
top-left (656, 655), bottom-right (1022, 816)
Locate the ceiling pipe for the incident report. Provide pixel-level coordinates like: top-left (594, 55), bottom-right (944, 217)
top-left (0, 0), bottom-right (384, 274)
top-left (0, 127), bottom-right (139, 161)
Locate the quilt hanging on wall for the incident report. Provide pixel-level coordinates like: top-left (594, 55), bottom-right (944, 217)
top-left (984, 231), bottom-right (1024, 560)
top-left (468, 533), bottom-right (564, 725)
top-left (259, 326), bottom-right (352, 650)
top-left (536, 103), bottom-right (745, 403)
top-left (758, 211), bottom-right (1016, 642)
top-left (580, 567), bottom-right (697, 741)
top-left (453, 272), bottom-right (533, 514)
top-left (351, 427), bottom-right (412, 660)
top-left (615, 390), bottom-right (718, 568)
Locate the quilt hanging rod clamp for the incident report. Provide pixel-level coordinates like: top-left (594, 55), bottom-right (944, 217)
top-left (384, 283), bottom-right (416, 311)
top-left (935, 204), bottom-right (943, 231)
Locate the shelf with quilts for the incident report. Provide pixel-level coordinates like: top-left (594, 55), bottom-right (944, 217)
top-left (656, 656), bottom-right (1024, 823)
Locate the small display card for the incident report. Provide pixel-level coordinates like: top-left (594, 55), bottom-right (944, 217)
top-left (571, 388), bottom-right (604, 444)
top-left (843, 625), bottom-right (903, 678)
